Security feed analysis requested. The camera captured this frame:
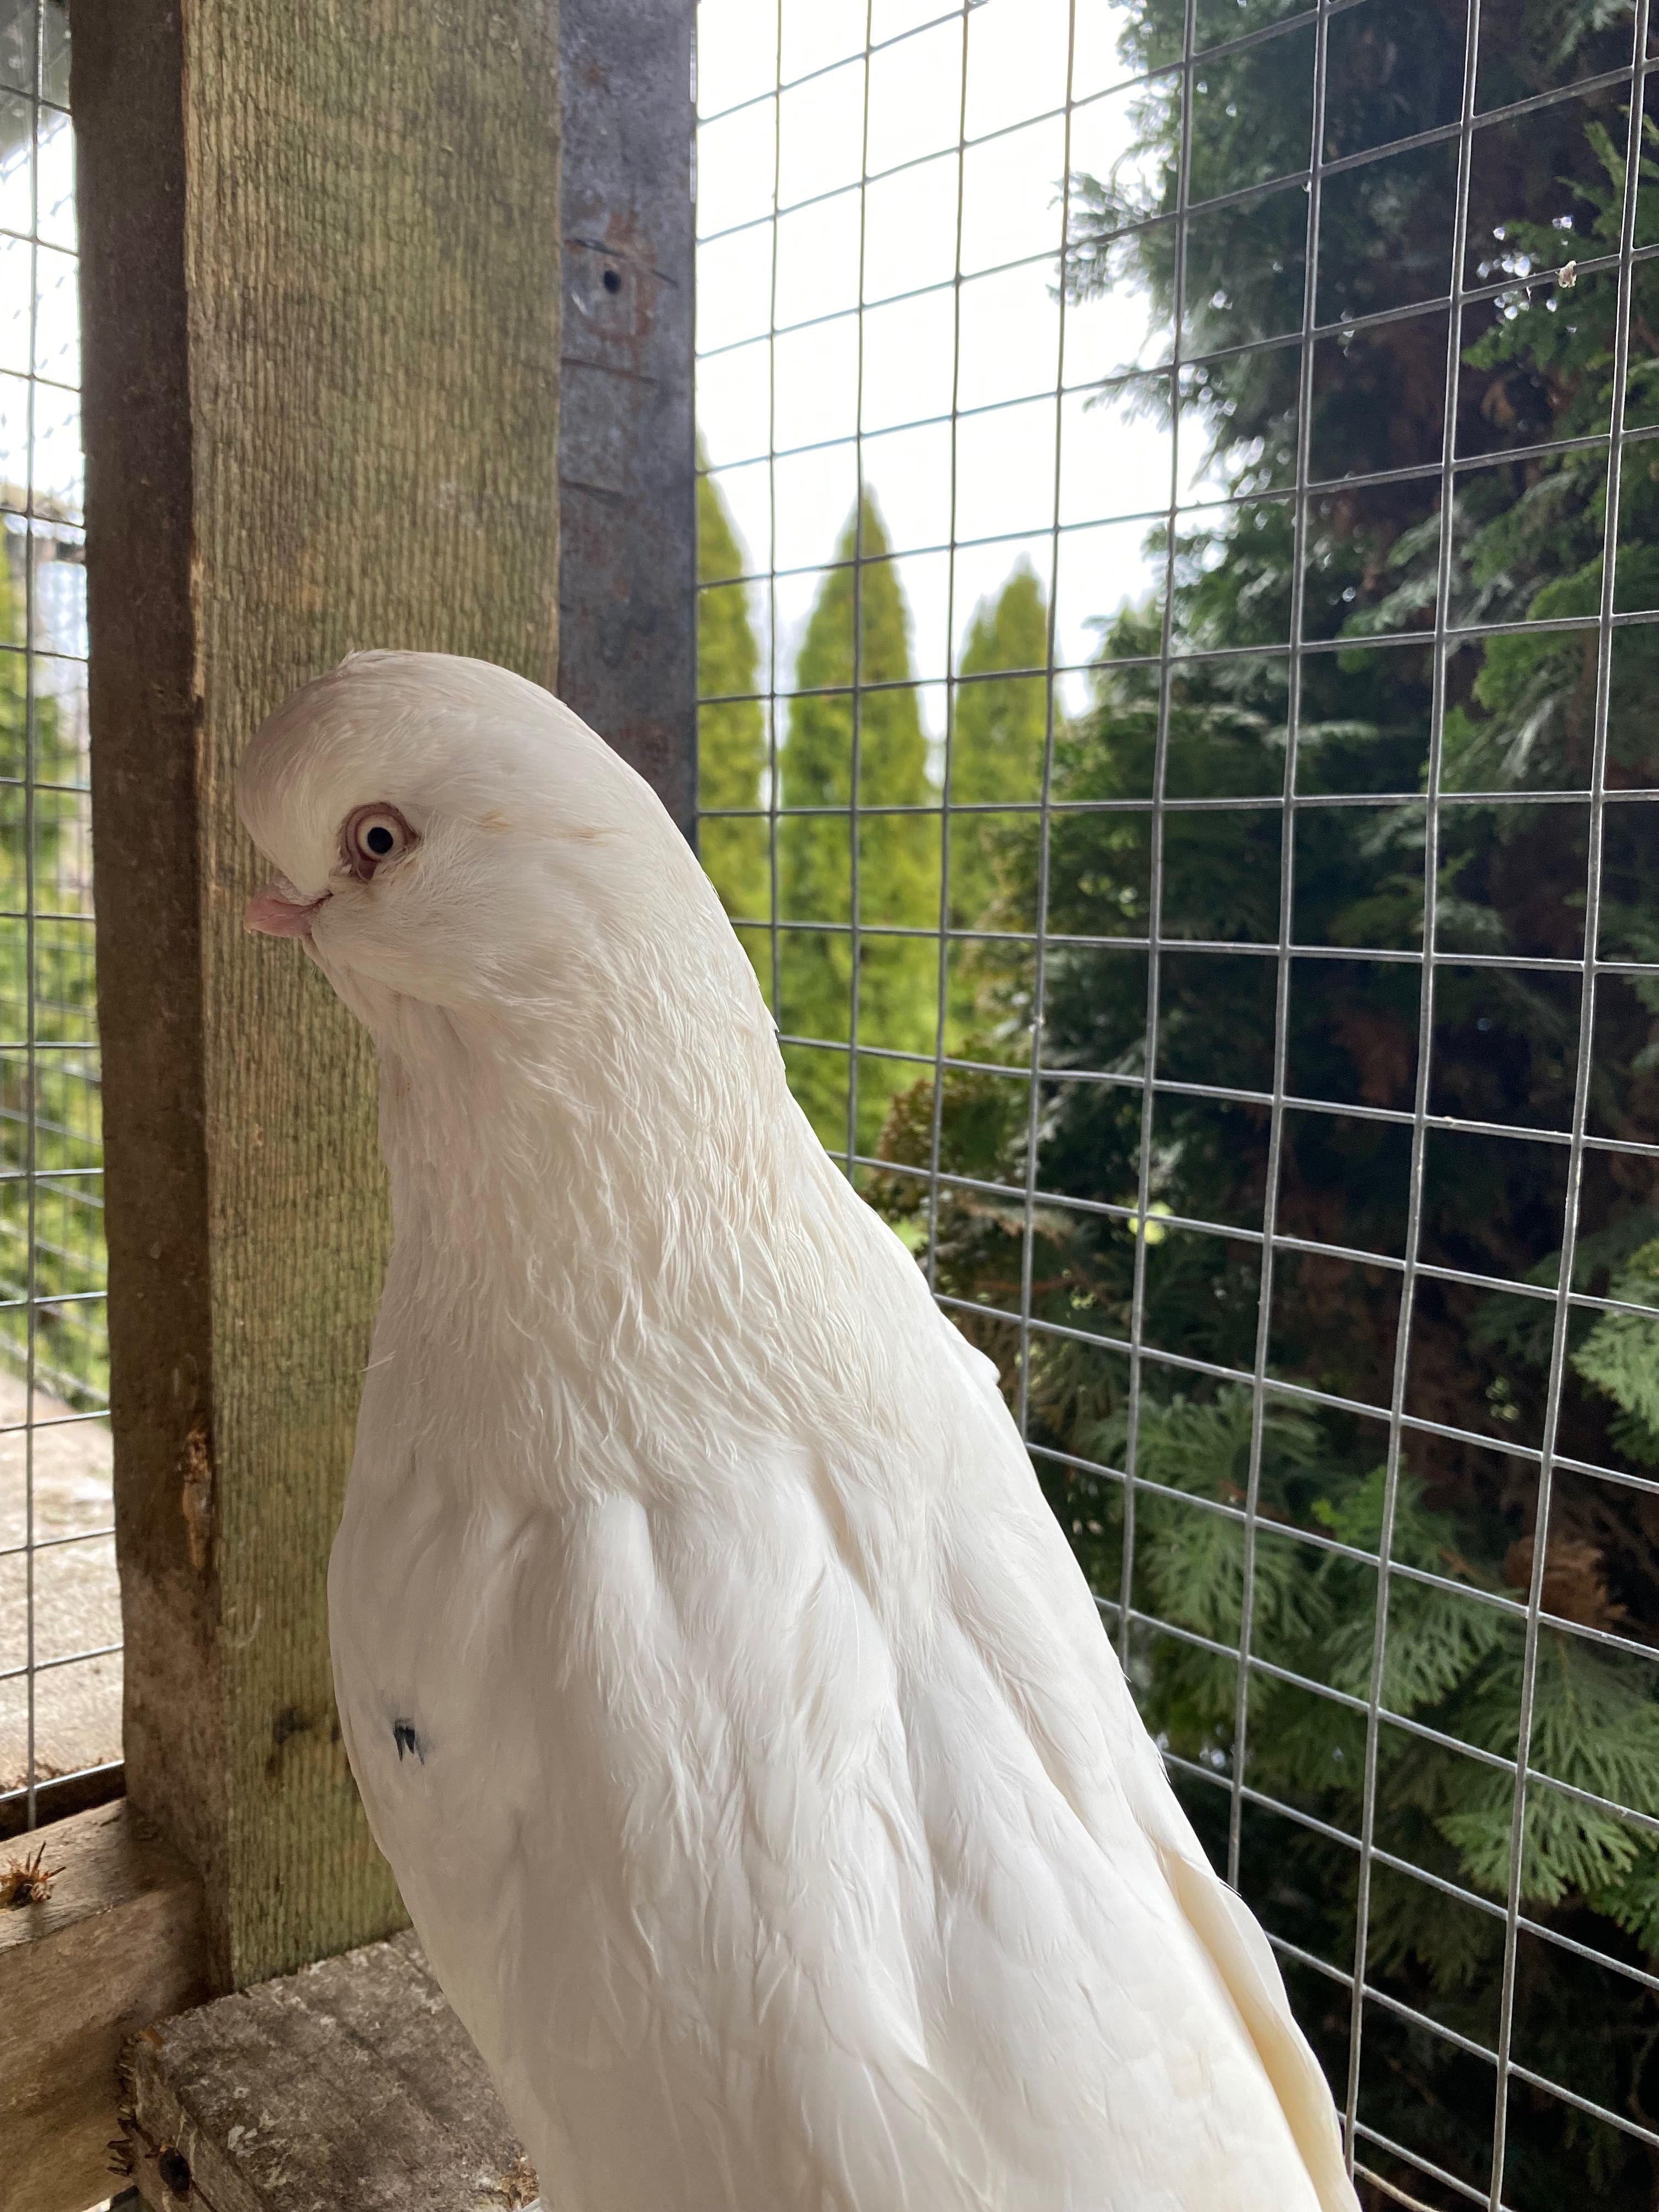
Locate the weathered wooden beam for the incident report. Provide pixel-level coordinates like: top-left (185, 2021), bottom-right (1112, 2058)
top-left (558, 0), bottom-right (697, 836)
top-left (72, 0), bottom-right (562, 1990)
top-left (122, 1931), bottom-right (529, 2212)
top-left (0, 1799), bottom-right (207, 2212)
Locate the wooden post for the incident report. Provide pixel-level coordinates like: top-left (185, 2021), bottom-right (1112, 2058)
top-left (557, 0), bottom-right (697, 838)
top-left (74, 0), bottom-right (561, 1991)
top-left (122, 1932), bottom-right (527, 2212)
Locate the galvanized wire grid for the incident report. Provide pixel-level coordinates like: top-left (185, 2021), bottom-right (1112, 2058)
top-left (0, 0), bottom-right (115, 1839)
top-left (697, 0), bottom-right (1659, 2205)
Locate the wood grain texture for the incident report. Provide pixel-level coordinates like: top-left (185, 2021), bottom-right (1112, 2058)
top-left (557, 0), bottom-right (696, 834)
top-left (124, 1929), bottom-right (529, 2212)
top-left (0, 1799), bottom-right (208, 2212)
top-left (75, 0), bottom-right (561, 1989)
top-left (74, 0), bottom-right (226, 1943)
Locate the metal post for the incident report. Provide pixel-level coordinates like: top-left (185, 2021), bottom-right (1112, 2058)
top-left (559, 0), bottom-right (697, 840)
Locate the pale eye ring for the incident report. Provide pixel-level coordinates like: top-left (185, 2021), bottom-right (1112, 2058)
top-left (341, 803), bottom-right (416, 881)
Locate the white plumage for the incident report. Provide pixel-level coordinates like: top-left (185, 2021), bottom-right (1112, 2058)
top-left (238, 650), bottom-right (1360, 2212)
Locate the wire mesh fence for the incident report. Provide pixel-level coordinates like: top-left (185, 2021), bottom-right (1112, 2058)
top-left (0, 0), bottom-right (115, 1841)
top-left (695, 0), bottom-right (1659, 2204)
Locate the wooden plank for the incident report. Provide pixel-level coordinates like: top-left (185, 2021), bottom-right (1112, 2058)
top-left (72, 0), bottom-right (562, 1989)
top-left (123, 1931), bottom-right (532, 2212)
top-left (557, 0), bottom-right (697, 836)
top-left (0, 1799), bottom-right (208, 2212)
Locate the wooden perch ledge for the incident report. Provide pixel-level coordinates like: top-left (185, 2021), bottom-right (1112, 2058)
top-left (0, 1799), bottom-right (207, 2212)
top-left (0, 1802), bottom-right (529, 2212)
top-left (120, 1931), bottom-right (533, 2212)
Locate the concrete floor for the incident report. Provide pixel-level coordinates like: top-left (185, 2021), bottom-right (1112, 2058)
top-left (0, 1370), bottom-right (120, 1796)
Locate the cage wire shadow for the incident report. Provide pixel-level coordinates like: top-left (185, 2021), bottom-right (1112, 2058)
top-left (695, 0), bottom-right (1659, 2205)
top-left (0, 0), bottom-right (115, 1844)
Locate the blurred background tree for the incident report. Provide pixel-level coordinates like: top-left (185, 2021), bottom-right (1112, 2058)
top-left (0, 522), bottom-right (105, 1409)
top-left (696, 454), bottom-right (769, 934)
top-left (946, 564), bottom-right (1051, 1033)
top-left (777, 495), bottom-right (940, 1153)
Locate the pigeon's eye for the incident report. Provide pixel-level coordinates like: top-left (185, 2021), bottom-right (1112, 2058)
top-left (342, 804), bottom-right (415, 881)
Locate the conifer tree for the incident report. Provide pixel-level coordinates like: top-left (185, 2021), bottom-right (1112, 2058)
top-left (947, 563), bottom-right (1049, 1031)
top-left (780, 495), bottom-right (939, 1152)
top-left (695, 459), bottom-right (769, 942)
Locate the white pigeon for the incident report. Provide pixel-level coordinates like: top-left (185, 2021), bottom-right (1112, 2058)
top-left (238, 650), bottom-right (1360, 2212)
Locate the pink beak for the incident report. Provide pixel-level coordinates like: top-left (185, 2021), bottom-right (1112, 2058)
top-left (244, 877), bottom-right (328, 939)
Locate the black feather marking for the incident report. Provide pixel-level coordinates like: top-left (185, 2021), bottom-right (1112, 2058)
top-left (392, 1718), bottom-right (425, 1763)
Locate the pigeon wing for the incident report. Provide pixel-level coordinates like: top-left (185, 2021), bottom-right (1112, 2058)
top-left (934, 1322), bottom-right (1360, 2212)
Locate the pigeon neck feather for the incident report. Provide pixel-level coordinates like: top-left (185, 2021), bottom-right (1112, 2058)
top-left (369, 938), bottom-right (788, 1333)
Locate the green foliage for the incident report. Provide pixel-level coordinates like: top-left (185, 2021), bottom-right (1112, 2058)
top-left (779, 495), bottom-right (939, 1152)
top-left (1093, 1390), bottom-right (1333, 1737)
top-left (0, 535), bottom-right (105, 1407)
top-left (1069, 1382), bottom-right (1659, 2003)
top-left (696, 461), bottom-right (769, 934)
top-left (1573, 1239), bottom-right (1659, 1464)
top-left (1394, 117), bottom-right (1659, 803)
top-left (1441, 1635), bottom-right (1659, 1906)
top-left (1315, 1469), bottom-right (1508, 1717)
top-left (947, 567), bottom-right (1049, 1026)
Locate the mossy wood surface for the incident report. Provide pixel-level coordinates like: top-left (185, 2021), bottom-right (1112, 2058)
top-left (75, 0), bottom-right (561, 1990)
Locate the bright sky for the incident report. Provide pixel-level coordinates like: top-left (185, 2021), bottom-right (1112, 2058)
top-left (14, 25), bottom-right (1231, 720)
top-left (695, 0), bottom-right (1223, 732)
top-left (0, 111), bottom-right (78, 508)
top-left (0, 110), bottom-right (85, 668)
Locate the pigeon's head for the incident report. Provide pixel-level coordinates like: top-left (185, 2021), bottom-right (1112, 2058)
top-left (236, 650), bottom-right (724, 1032)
